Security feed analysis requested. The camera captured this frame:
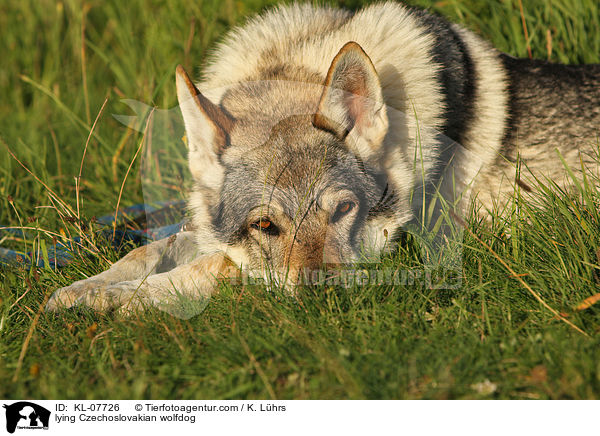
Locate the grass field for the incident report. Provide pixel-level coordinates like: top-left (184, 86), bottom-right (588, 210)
top-left (1, 0), bottom-right (600, 399)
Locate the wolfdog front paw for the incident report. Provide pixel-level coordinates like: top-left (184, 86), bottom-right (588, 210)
top-left (46, 281), bottom-right (146, 314)
top-left (72, 282), bottom-right (146, 314)
top-left (45, 279), bottom-right (111, 311)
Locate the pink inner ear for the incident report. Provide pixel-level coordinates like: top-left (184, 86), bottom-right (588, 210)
top-left (341, 67), bottom-right (371, 129)
top-left (348, 94), bottom-right (368, 130)
top-left (314, 42), bottom-right (381, 139)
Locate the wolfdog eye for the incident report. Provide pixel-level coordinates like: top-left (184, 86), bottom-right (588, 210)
top-left (331, 201), bottom-right (356, 223)
top-left (250, 218), bottom-right (279, 235)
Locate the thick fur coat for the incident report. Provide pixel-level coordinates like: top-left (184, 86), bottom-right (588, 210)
top-left (47, 2), bottom-right (600, 314)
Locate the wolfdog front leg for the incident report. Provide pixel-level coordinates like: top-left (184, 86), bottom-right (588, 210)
top-left (66, 252), bottom-right (237, 314)
top-left (45, 231), bottom-right (206, 311)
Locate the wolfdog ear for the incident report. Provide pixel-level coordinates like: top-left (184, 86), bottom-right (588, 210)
top-left (176, 65), bottom-right (234, 189)
top-left (313, 42), bottom-right (388, 160)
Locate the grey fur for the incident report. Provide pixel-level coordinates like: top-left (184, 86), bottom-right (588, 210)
top-left (472, 56), bottom-right (600, 209)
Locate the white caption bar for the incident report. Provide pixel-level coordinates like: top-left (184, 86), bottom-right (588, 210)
top-left (0, 400), bottom-right (594, 435)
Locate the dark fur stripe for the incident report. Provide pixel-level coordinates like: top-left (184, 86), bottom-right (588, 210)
top-left (408, 7), bottom-right (477, 146)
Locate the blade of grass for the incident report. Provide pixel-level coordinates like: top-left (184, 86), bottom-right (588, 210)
top-left (452, 210), bottom-right (589, 337)
top-left (12, 291), bottom-right (51, 382)
top-left (76, 97), bottom-right (109, 220)
top-left (113, 108), bottom-right (155, 239)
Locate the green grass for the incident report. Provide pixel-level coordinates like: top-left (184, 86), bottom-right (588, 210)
top-left (1, 0), bottom-right (600, 399)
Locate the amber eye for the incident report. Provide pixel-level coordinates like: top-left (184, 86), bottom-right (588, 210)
top-left (339, 202), bottom-right (353, 214)
top-left (331, 201), bottom-right (356, 223)
top-left (250, 218), bottom-right (279, 235)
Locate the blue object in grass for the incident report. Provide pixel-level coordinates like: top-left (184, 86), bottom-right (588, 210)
top-left (0, 202), bottom-right (185, 270)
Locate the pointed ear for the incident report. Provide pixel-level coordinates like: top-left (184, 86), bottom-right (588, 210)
top-left (176, 65), bottom-right (234, 154)
top-left (313, 42), bottom-right (388, 159)
top-left (176, 65), bottom-right (234, 189)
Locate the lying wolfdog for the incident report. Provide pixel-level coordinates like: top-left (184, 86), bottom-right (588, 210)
top-left (46, 2), bottom-right (599, 314)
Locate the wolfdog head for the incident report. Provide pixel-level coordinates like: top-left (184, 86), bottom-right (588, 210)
top-left (176, 42), bottom-right (407, 287)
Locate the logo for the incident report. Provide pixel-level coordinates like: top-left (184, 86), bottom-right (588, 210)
top-left (3, 402), bottom-right (50, 434)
